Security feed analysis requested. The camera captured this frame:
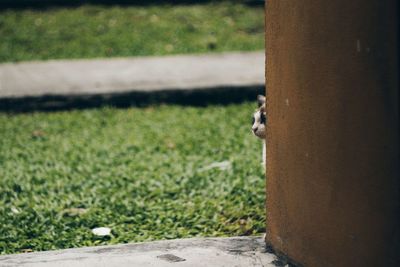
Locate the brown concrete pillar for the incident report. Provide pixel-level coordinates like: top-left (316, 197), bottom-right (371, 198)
top-left (265, 1), bottom-right (399, 267)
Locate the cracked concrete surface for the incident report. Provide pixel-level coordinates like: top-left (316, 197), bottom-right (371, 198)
top-left (0, 236), bottom-right (278, 267)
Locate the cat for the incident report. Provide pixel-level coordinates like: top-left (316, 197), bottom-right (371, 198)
top-left (252, 95), bottom-right (266, 167)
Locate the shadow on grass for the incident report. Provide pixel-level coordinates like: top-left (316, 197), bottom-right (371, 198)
top-left (0, 85), bottom-right (264, 113)
top-left (0, 0), bottom-right (264, 10)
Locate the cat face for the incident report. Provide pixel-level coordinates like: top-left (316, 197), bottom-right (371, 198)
top-left (252, 95), bottom-right (266, 139)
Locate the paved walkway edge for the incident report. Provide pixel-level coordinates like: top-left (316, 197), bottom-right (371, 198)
top-left (0, 52), bottom-right (265, 112)
top-left (0, 236), bottom-right (279, 267)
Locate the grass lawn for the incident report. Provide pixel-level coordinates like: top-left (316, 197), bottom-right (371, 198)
top-left (0, 102), bottom-right (265, 255)
top-left (0, 2), bottom-right (264, 62)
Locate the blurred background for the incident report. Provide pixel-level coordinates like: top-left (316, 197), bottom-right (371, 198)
top-left (0, 0), bottom-right (264, 62)
top-left (0, 0), bottom-right (266, 255)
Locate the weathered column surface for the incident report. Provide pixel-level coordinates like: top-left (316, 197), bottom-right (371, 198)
top-left (265, 1), bottom-right (399, 267)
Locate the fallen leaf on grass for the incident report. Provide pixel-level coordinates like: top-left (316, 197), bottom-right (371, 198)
top-left (31, 130), bottom-right (46, 139)
top-left (92, 227), bottom-right (111, 236)
top-left (165, 140), bottom-right (176, 149)
top-left (62, 208), bottom-right (88, 217)
top-left (199, 161), bottom-right (232, 172)
top-left (11, 207), bottom-right (20, 214)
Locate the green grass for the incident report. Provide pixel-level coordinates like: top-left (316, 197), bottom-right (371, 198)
top-left (0, 102), bottom-right (265, 255)
top-left (0, 2), bottom-right (264, 62)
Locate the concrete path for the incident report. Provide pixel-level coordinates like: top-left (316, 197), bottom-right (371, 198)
top-left (0, 236), bottom-right (280, 267)
top-left (0, 52), bottom-right (264, 111)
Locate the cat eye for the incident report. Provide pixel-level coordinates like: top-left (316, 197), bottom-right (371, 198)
top-left (260, 113), bottom-right (266, 124)
top-left (252, 117), bottom-right (255, 125)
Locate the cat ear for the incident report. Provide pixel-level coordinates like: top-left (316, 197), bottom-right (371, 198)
top-left (257, 95), bottom-right (266, 107)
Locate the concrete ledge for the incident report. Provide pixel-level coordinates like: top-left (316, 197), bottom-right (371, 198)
top-left (0, 236), bottom-right (279, 267)
top-left (0, 52), bottom-right (264, 112)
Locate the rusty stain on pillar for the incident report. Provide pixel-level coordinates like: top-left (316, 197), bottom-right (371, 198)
top-left (265, 1), bottom-right (399, 267)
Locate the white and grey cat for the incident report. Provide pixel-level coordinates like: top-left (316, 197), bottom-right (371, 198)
top-left (252, 95), bottom-right (266, 166)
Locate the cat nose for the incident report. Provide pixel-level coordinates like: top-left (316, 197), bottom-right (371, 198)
top-left (252, 127), bottom-right (258, 132)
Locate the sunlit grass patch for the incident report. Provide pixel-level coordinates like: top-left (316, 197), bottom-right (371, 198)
top-left (0, 102), bottom-right (265, 254)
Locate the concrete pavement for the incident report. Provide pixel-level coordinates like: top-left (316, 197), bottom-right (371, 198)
top-left (0, 236), bottom-right (282, 267)
top-left (0, 52), bottom-right (264, 111)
